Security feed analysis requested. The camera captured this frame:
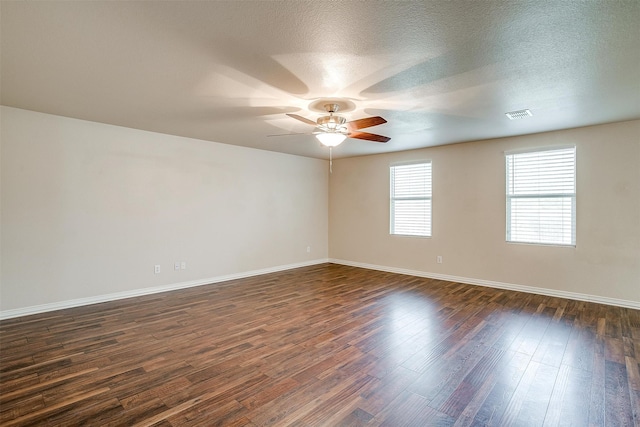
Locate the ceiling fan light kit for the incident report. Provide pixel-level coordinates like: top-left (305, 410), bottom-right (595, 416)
top-left (316, 132), bottom-right (347, 147)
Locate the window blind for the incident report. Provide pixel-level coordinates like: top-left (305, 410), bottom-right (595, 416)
top-left (506, 147), bottom-right (576, 245)
top-left (390, 162), bottom-right (432, 237)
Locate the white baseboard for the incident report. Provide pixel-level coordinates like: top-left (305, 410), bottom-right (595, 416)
top-left (0, 259), bottom-right (330, 320)
top-left (329, 258), bottom-right (640, 310)
top-left (3, 258), bottom-right (637, 320)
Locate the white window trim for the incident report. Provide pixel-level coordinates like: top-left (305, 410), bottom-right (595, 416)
top-left (390, 160), bottom-right (432, 238)
top-left (504, 144), bottom-right (577, 156)
top-left (505, 145), bottom-right (576, 247)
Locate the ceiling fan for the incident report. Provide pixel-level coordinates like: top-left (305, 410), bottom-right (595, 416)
top-left (283, 103), bottom-right (390, 147)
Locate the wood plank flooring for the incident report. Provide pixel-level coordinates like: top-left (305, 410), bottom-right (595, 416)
top-left (1, 263), bottom-right (639, 426)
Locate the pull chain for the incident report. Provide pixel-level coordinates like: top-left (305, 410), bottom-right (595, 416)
top-left (329, 147), bottom-right (333, 174)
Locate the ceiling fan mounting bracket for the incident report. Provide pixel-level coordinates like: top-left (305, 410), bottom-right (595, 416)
top-left (308, 98), bottom-right (356, 114)
top-left (324, 103), bottom-right (340, 114)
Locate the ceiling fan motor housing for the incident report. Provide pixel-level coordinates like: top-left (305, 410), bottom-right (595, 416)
top-left (317, 115), bottom-right (347, 130)
top-left (316, 103), bottom-right (347, 131)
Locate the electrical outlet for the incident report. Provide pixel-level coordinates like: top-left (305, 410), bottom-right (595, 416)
top-left (154, 264), bottom-right (161, 274)
top-left (181, 261), bottom-right (186, 270)
top-left (437, 256), bottom-right (443, 264)
top-left (174, 262), bottom-right (180, 270)
top-left (307, 246), bottom-right (311, 253)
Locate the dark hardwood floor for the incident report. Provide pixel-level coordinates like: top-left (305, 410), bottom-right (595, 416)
top-left (1, 263), bottom-right (638, 426)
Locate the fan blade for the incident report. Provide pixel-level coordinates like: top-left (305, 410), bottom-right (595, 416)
top-left (286, 113), bottom-right (318, 126)
top-left (267, 132), bottom-right (312, 137)
top-left (346, 116), bottom-right (387, 131)
top-left (348, 131), bottom-right (390, 143)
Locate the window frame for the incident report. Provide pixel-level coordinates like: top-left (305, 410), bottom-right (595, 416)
top-left (389, 160), bottom-right (433, 238)
top-left (505, 145), bottom-right (576, 247)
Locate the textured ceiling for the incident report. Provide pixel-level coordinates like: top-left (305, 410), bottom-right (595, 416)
top-left (2, 1), bottom-right (639, 159)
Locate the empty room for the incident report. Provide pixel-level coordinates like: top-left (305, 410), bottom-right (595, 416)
top-left (1, 1), bottom-right (639, 426)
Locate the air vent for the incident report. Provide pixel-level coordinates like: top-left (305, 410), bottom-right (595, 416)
top-left (505, 109), bottom-right (533, 120)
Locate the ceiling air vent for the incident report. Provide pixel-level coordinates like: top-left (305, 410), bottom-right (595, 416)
top-left (505, 109), bottom-right (533, 120)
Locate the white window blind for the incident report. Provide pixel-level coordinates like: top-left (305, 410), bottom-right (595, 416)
top-left (506, 146), bottom-right (576, 246)
top-left (390, 161), bottom-right (432, 237)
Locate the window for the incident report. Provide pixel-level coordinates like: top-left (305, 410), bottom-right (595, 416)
top-left (390, 161), bottom-right (432, 237)
top-left (506, 146), bottom-right (576, 246)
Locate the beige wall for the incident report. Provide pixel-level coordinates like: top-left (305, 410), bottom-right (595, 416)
top-left (330, 120), bottom-right (640, 305)
top-left (2, 107), bottom-right (638, 314)
top-left (1, 107), bottom-right (329, 312)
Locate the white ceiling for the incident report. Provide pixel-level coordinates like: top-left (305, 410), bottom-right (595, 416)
top-left (2, 1), bottom-right (639, 159)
